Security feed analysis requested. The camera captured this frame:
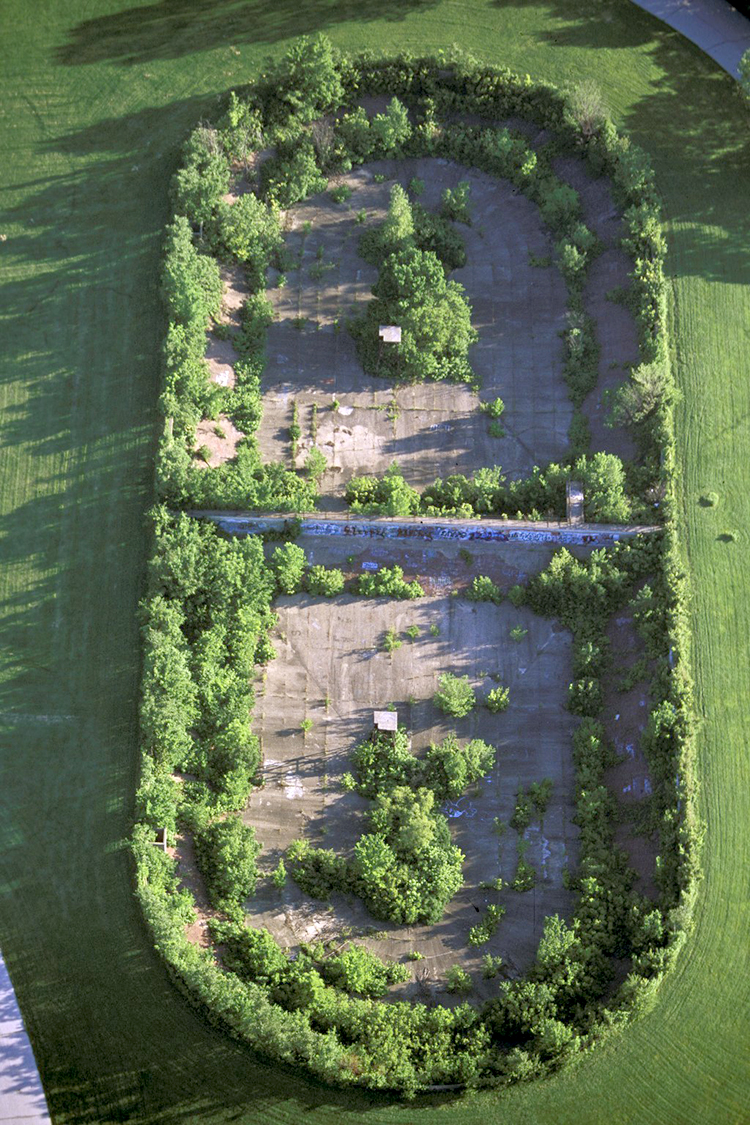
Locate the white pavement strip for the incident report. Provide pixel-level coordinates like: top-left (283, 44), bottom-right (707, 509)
top-left (631, 0), bottom-right (750, 76)
top-left (0, 957), bottom-right (50, 1125)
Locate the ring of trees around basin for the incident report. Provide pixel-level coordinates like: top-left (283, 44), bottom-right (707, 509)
top-left (132, 39), bottom-right (700, 1095)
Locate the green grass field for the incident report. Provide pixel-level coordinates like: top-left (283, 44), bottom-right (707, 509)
top-left (0, 1), bottom-right (748, 1121)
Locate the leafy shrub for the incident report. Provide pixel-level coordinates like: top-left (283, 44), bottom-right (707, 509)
top-left (305, 565), bottom-right (345, 596)
top-left (485, 686), bottom-right (510, 714)
top-left (162, 216), bottom-right (222, 326)
top-left (330, 183), bottom-right (352, 203)
top-left (512, 857), bottom-right (536, 892)
top-left (528, 778), bottom-right (553, 816)
top-left (261, 137), bottom-right (327, 207)
top-left (575, 452), bottom-right (631, 523)
top-left (286, 839), bottom-right (350, 898)
top-left (423, 734), bottom-right (495, 801)
top-left (466, 575), bottom-right (503, 604)
top-left (195, 817), bottom-right (261, 914)
top-left (482, 396), bottom-right (505, 419)
top-left (352, 185), bottom-right (477, 386)
top-left (350, 729), bottom-right (416, 799)
top-left (215, 921), bottom-right (289, 984)
top-left (352, 787), bottom-right (465, 924)
top-left (441, 180), bottom-right (471, 223)
top-left (172, 125), bottom-right (230, 231)
top-left (433, 673), bottom-right (476, 718)
top-left (412, 204), bottom-right (467, 270)
top-left (468, 904), bottom-right (506, 945)
top-left (212, 194), bottom-right (282, 285)
top-left (356, 565), bottom-right (424, 599)
top-left (345, 463), bottom-right (420, 516)
top-left (510, 788), bottom-right (533, 833)
top-left (567, 677), bottom-right (603, 716)
top-left (271, 542), bottom-right (307, 594)
top-left (482, 954), bottom-right (504, 979)
top-left (382, 627), bottom-right (402, 653)
top-left (446, 965), bottom-right (472, 994)
top-left (322, 944), bottom-right (408, 997)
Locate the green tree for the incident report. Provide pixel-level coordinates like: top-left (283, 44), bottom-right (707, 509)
top-left (322, 944), bottom-right (408, 998)
top-left (269, 34), bottom-right (344, 122)
top-left (575, 452), bottom-right (631, 523)
top-left (214, 193), bottom-right (282, 270)
top-left (270, 542), bottom-right (306, 594)
top-left (305, 447), bottom-right (327, 482)
top-left (162, 216), bottom-right (222, 326)
top-left (195, 817), bottom-right (261, 914)
top-left (424, 734), bottom-right (495, 801)
top-left (172, 125), bottom-right (229, 233)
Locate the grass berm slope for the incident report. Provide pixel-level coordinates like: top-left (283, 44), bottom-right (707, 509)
top-left (0, 1), bottom-right (747, 1121)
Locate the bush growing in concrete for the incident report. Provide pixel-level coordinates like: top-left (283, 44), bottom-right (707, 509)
top-left (356, 565), bottom-right (424, 599)
top-left (352, 185), bottom-right (477, 386)
top-left (466, 575), bottom-right (503, 604)
top-left (446, 964), bottom-right (473, 994)
top-left (305, 565), bottom-right (345, 596)
top-left (423, 734), bottom-right (495, 800)
top-left (485, 686), bottom-right (510, 713)
top-left (433, 672), bottom-right (476, 718)
top-left (345, 464), bottom-right (421, 516)
top-left (468, 904), bottom-right (506, 945)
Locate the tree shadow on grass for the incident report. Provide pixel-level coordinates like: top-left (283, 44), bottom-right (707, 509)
top-left (54, 0), bottom-right (438, 68)
top-left (490, 0), bottom-right (656, 51)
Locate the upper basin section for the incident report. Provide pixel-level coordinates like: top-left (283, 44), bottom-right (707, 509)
top-left (256, 157), bottom-right (572, 494)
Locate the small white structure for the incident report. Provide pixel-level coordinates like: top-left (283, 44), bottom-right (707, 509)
top-left (373, 710), bottom-right (398, 732)
top-left (378, 325), bottom-right (402, 344)
top-left (566, 480), bottom-right (584, 525)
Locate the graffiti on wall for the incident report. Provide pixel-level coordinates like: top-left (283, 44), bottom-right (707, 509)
top-left (214, 515), bottom-right (623, 547)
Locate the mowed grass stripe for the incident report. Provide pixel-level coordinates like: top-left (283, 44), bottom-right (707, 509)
top-left (0, 1), bottom-right (749, 1122)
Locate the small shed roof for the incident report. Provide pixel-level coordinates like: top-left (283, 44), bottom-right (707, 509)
top-left (378, 325), bottom-right (401, 343)
top-left (373, 710), bottom-right (398, 731)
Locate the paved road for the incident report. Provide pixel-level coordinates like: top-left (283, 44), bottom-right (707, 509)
top-left (192, 510), bottom-right (661, 547)
top-left (0, 956), bottom-right (49, 1125)
top-left (631, 0), bottom-right (750, 76)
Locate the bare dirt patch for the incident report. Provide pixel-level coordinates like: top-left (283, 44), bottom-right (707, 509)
top-left (204, 263), bottom-right (249, 388)
top-left (243, 535), bottom-right (579, 1000)
top-left (168, 831), bottom-right (219, 951)
top-left (205, 336), bottom-right (238, 389)
top-left (194, 414), bottom-right (245, 467)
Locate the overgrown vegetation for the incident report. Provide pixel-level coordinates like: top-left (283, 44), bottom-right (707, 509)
top-left (132, 38), bottom-right (695, 1098)
top-left (287, 729), bottom-right (495, 925)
